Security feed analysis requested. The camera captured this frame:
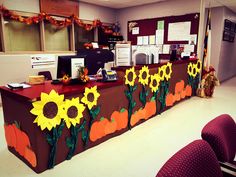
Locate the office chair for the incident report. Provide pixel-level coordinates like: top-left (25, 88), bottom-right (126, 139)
top-left (38, 71), bottom-right (52, 80)
top-left (201, 114), bottom-right (236, 170)
top-left (156, 140), bottom-right (223, 177)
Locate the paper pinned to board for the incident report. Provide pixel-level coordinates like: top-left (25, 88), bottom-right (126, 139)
top-left (132, 27), bottom-right (139, 35)
top-left (156, 30), bottom-right (164, 44)
top-left (143, 36), bottom-right (149, 45)
top-left (137, 36), bottom-right (143, 45)
top-left (168, 21), bottom-right (191, 41)
top-left (163, 44), bottom-right (170, 54)
top-left (149, 35), bottom-right (156, 45)
top-left (184, 44), bottom-right (195, 53)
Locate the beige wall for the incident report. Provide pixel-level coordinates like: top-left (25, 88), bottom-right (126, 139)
top-left (217, 7), bottom-right (236, 81)
top-left (117, 0), bottom-right (201, 41)
top-left (79, 2), bottom-right (116, 23)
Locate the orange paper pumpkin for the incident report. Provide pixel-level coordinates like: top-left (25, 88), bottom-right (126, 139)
top-left (144, 100), bottom-right (156, 119)
top-left (104, 118), bottom-right (117, 135)
top-left (185, 85), bottom-right (192, 96)
top-left (90, 118), bottom-right (109, 142)
top-left (175, 80), bottom-right (185, 94)
top-left (111, 108), bottom-right (128, 130)
top-left (4, 124), bottom-right (17, 148)
top-left (24, 147), bottom-right (37, 167)
top-left (166, 93), bottom-right (175, 107)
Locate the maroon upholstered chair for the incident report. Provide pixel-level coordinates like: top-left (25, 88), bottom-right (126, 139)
top-left (201, 114), bottom-right (236, 168)
top-left (38, 71), bottom-right (52, 80)
top-left (156, 140), bottom-right (223, 177)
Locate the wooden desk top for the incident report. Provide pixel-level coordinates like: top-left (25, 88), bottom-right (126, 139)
top-left (0, 80), bottom-right (124, 101)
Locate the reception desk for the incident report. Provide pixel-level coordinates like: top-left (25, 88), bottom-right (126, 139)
top-left (0, 59), bottom-right (199, 173)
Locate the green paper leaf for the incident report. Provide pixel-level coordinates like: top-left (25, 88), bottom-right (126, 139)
top-left (78, 120), bottom-right (86, 132)
top-left (46, 134), bottom-right (53, 146)
top-left (82, 129), bottom-right (87, 142)
top-left (66, 137), bottom-right (74, 148)
top-left (58, 121), bottom-right (65, 137)
top-left (132, 101), bottom-right (136, 108)
top-left (145, 90), bottom-right (149, 96)
top-left (133, 85), bottom-right (137, 91)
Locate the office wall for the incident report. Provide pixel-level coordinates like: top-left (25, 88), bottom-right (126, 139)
top-left (0, 0), bottom-right (116, 84)
top-left (117, 0), bottom-right (201, 41)
top-left (79, 2), bottom-right (116, 23)
top-left (217, 7), bottom-right (236, 81)
top-left (210, 7), bottom-right (224, 77)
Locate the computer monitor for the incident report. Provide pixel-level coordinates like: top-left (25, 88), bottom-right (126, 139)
top-left (57, 49), bottom-right (114, 78)
top-left (170, 49), bottom-right (177, 62)
top-left (57, 55), bottom-right (86, 79)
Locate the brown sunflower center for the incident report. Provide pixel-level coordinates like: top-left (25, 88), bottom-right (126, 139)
top-left (67, 106), bottom-right (78, 119)
top-left (197, 62), bottom-right (201, 69)
top-left (43, 102), bottom-right (58, 119)
top-left (87, 93), bottom-right (94, 102)
top-left (153, 79), bottom-right (157, 87)
top-left (189, 66), bottom-right (192, 72)
top-left (142, 71), bottom-right (147, 80)
top-left (166, 67), bottom-right (170, 75)
top-left (128, 72), bottom-right (133, 82)
top-left (160, 70), bottom-right (163, 77)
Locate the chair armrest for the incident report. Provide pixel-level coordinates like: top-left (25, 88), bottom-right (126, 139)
top-left (220, 162), bottom-right (236, 172)
top-left (221, 166), bottom-right (236, 176)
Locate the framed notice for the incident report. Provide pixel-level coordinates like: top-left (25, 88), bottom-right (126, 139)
top-left (224, 19), bottom-right (231, 31)
top-left (168, 21), bottom-right (191, 41)
top-left (40, 0), bottom-right (79, 17)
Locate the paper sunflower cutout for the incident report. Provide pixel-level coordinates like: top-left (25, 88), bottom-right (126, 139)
top-left (30, 90), bottom-right (64, 131)
top-left (187, 63), bottom-right (193, 77)
top-left (196, 59), bottom-right (202, 74)
top-left (165, 62), bottom-right (172, 81)
top-left (125, 67), bottom-right (137, 86)
top-left (158, 65), bottom-right (166, 81)
top-left (149, 74), bottom-right (160, 93)
top-left (192, 64), bottom-right (198, 78)
top-left (62, 97), bottom-right (85, 128)
top-left (81, 86), bottom-right (100, 110)
top-left (138, 66), bottom-right (150, 86)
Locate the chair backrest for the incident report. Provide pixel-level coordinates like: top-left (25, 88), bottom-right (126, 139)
top-left (156, 140), bottom-right (223, 177)
top-left (201, 114), bottom-right (236, 162)
top-left (38, 71), bottom-right (52, 80)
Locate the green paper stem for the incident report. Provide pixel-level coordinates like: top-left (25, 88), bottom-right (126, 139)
top-left (47, 121), bottom-right (65, 169)
top-left (158, 81), bottom-right (169, 112)
top-left (66, 120), bottom-right (86, 160)
top-left (153, 90), bottom-right (159, 115)
top-left (83, 106), bottom-right (100, 147)
top-left (125, 85), bottom-right (137, 130)
top-left (139, 85), bottom-right (148, 107)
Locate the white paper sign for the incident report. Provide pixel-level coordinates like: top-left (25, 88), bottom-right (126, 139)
top-left (184, 45), bottom-right (195, 53)
top-left (143, 36), bottom-right (149, 45)
top-left (189, 34), bottom-right (197, 45)
top-left (132, 27), bottom-right (139, 35)
top-left (31, 54), bottom-right (56, 69)
top-left (163, 44), bottom-right (170, 54)
top-left (71, 58), bottom-right (84, 78)
top-left (149, 35), bottom-right (156, 45)
top-left (137, 36), bottom-right (143, 45)
top-left (168, 21), bottom-right (191, 41)
top-left (156, 30), bottom-right (164, 44)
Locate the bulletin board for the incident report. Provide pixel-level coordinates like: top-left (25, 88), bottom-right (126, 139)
top-left (127, 13), bottom-right (199, 59)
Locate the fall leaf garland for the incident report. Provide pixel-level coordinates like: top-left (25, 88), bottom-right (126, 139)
top-left (0, 5), bottom-right (112, 31)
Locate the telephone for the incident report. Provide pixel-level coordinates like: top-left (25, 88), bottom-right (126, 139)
top-left (97, 68), bottom-right (117, 82)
